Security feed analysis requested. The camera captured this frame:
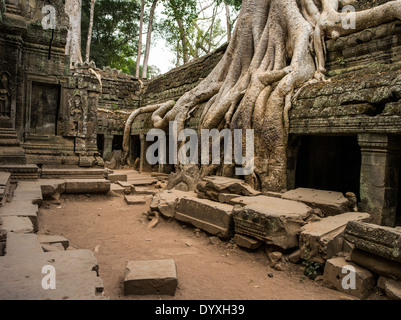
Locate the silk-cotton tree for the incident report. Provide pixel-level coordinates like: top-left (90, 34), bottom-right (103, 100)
top-left (123, 0), bottom-right (401, 192)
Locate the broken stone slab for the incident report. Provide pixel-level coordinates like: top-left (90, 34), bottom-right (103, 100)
top-left (13, 181), bottom-right (42, 206)
top-left (378, 277), bottom-right (401, 300)
top-left (323, 257), bottom-right (376, 299)
top-left (124, 259), bottom-right (178, 296)
top-left (0, 201), bottom-right (39, 232)
top-left (110, 183), bottom-right (125, 195)
top-left (64, 179), bottom-right (111, 194)
top-left (37, 235), bottom-right (69, 250)
top-left (218, 193), bottom-right (241, 204)
top-left (150, 190), bottom-right (196, 218)
top-left (282, 188), bottom-right (352, 216)
top-left (117, 181), bottom-right (132, 194)
top-left (107, 173), bottom-right (127, 182)
top-left (196, 176), bottom-right (261, 201)
top-left (234, 234), bottom-right (263, 250)
top-left (41, 243), bottom-right (65, 252)
top-left (39, 180), bottom-right (65, 200)
top-left (350, 248), bottom-right (401, 281)
top-left (0, 172), bottom-right (11, 206)
top-left (5, 232), bottom-right (43, 256)
top-left (299, 212), bottom-right (370, 264)
top-left (232, 195), bottom-right (312, 250)
top-left (343, 221), bottom-right (401, 263)
top-left (134, 187), bottom-right (155, 195)
top-left (175, 197), bottom-right (234, 239)
top-left (124, 195), bottom-right (147, 205)
top-left (1, 216), bottom-right (34, 234)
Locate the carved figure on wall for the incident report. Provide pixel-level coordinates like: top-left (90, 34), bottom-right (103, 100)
top-left (70, 94), bottom-right (83, 136)
top-left (0, 73), bottom-right (11, 118)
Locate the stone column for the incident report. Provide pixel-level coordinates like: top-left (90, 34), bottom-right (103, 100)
top-left (358, 134), bottom-right (401, 227)
top-left (103, 134), bottom-right (113, 161)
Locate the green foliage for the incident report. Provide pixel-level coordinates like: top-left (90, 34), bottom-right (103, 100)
top-left (301, 249), bottom-right (322, 280)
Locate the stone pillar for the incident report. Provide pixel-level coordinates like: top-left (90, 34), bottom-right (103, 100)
top-left (103, 134), bottom-right (113, 161)
top-left (358, 134), bottom-right (401, 227)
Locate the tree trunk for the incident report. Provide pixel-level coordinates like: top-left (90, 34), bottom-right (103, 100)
top-left (136, 0), bottom-right (145, 78)
top-left (65, 0), bottom-right (83, 65)
top-left (142, 0), bottom-right (159, 79)
top-left (85, 0), bottom-right (97, 63)
top-left (123, 0), bottom-right (401, 192)
top-left (225, 3), bottom-right (231, 42)
top-left (177, 18), bottom-right (190, 64)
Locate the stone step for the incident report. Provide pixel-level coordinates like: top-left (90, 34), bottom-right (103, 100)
top-left (124, 195), bottom-right (147, 205)
top-left (0, 164), bottom-right (39, 181)
top-left (37, 235), bottom-right (69, 250)
top-left (299, 212), bottom-right (370, 264)
top-left (0, 139), bottom-right (20, 147)
top-left (41, 168), bottom-right (106, 180)
top-left (107, 173), bottom-right (127, 182)
top-left (0, 216), bottom-right (35, 234)
top-left (64, 179), bottom-right (111, 194)
top-left (4, 232), bottom-right (43, 256)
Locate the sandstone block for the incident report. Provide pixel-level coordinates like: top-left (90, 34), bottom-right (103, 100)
top-left (323, 257), bottom-right (376, 299)
top-left (234, 234), bottom-right (263, 250)
top-left (232, 195), bottom-right (312, 250)
top-left (344, 221), bottom-right (401, 263)
top-left (124, 259), bottom-right (177, 296)
top-left (64, 179), bottom-right (110, 194)
top-left (299, 212), bottom-right (370, 264)
top-left (124, 195), bottom-right (146, 205)
top-left (282, 188), bottom-right (352, 216)
top-left (176, 197), bottom-right (234, 239)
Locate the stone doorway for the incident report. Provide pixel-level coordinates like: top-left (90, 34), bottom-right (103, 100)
top-left (397, 161), bottom-right (401, 226)
top-left (295, 135), bottom-right (361, 200)
top-left (29, 82), bottom-right (60, 135)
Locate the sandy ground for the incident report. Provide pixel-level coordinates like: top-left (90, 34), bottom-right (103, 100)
top-left (37, 192), bottom-right (353, 300)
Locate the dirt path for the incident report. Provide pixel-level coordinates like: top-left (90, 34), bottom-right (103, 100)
top-left (37, 193), bottom-right (350, 300)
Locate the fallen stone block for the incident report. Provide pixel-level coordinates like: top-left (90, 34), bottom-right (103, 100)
top-left (110, 183), bottom-right (125, 195)
top-left (0, 172), bottom-right (11, 206)
top-left (40, 180), bottom-right (65, 200)
top-left (41, 243), bottom-right (65, 252)
top-left (150, 190), bottom-right (194, 218)
top-left (288, 250), bottom-right (302, 264)
top-left (117, 181), bottom-right (132, 194)
top-left (124, 195), bottom-right (147, 205)
top-left (232, 195), bottom-right (312, 250)
top-left (124, 259), bottom-right (177, 296)
top-left (350, 248), bottom-right (401, 281)
top-left (134, 187), bottom-right (155, 195)
top-left (197, 176), bottom-right (261, 201)
top-left (343, 221), bottom-right (401, 263)
top-left (282, 188), bottom-right (352, 216)
top-left (37, 235), bottom-right (69, 250)
top-left (299, 212), bottom-right (370, 264)
top-left (64, 179), bottom-right (110, 194)
top-left (0, 201), bottom-right (39, 232)
top-left (175, 197), bottom-right (234, 239)
top-left (379, 278), bottom-right (401, 300)
top-left (323, 257), bottom-right (376, 299)
top-left (218, 193), bottom-right (241, 204)
top-left (234, 234), bottom-right (263, 250)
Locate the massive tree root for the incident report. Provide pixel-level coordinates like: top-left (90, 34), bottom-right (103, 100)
top-left (123, 0), bottom-right (401, 192)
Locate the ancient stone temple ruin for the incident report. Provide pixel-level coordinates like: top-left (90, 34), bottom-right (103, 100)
top-left (0, 0), bottom-right (401, 301)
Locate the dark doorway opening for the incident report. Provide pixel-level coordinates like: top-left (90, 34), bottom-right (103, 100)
top-left (97, 134), bottom-right (104, 157)
top-left (295, 135), bottom-right (361, 200)
top-left (112, 135), bottom-right (123, 151)
top-left (397, 162), bottom-right (401, 226)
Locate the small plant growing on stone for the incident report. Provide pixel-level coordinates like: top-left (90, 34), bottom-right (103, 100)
top-left (337, 57), bottom-right (347, 67)
top-left (301, 248), bottom-right (322, 280)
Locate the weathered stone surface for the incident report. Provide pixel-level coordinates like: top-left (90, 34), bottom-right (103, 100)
top-left (37, 235), bottom-right (69, 250)
top-left (110, 183), bottom-right (125, 195)
top-left (117, 181), bottom-right (132, 194)
top-left (64, 179), bottom-right (111, 194)
top-left (150, 190), bottom-right (194, 218)
top-left (234, 234), bottom-right (263, 250)
top-left (323, 257), bottom-right (376, 299)
top-left (383, 278), bottom-right (401, 300)
top-left (218, 193), bottom-right (241, 204)
top-left (282, 188), bottom-right (352, 216)
top-left (107, 173), bottom-right (127, 182)
top-left (5, 232), bottom-right (43, 256)
top-left (343, 221), bottom-right (401, 263)
top-left (0, 172), bottom-right (11, 206)
top-left (1, 216), bottom-right (34, 234)
top-left (41, 243), bottom-right (65, 252)
top-left (350, 248), bottom-right (401, 281)
top-left (124, 259), bottom-right (177, 296)
top-left (134, 187), bottom-right (155, 195)
top-left (124, 195), bottom-right (147, 205)
top-left (175, 197), bottom-right (234, 239)
top-left (40, 180), bottom-right (65, 200)
top-left (197, 176), bottom-right (261, 202)
top-left (288, 250), bottom-right (302, 264)
top-left (41, 168), bottom-right (106, 180)
top-left (232, 195), bottom-right (312, 250)
top-left (299, 212), bottom-right (370, 264)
